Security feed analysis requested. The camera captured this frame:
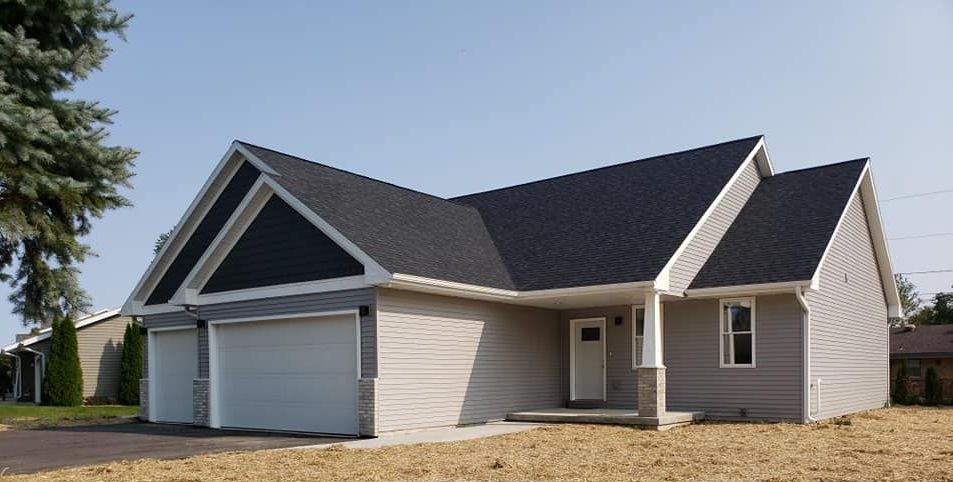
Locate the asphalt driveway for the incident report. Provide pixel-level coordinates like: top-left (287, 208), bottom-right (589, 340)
top-left (0, 421), bottom-right (340, 474)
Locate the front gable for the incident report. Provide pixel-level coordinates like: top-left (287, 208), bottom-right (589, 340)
top-left (202, 196), bottom-right (364, 294)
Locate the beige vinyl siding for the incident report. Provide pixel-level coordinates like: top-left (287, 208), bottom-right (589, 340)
top-left (376, 288), bottom-right (561, 433)
top-left (30, 315), bottom-right (133, 400)
top-left (559, 306), bottom-right (637, 408)
top-left (807, 193), bottom-right (889, 419)
top-left (664, 295), bottom-right (803, 421)
top-left (669, 158), bottom-right (762, 292)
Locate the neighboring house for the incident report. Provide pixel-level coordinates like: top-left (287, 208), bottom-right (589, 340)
top-left (1, 309), bottom-right (133, 403)
top-left (890, 324), bottom-right (953, 403)
top-left (122, 136), bottom-right (900, 436)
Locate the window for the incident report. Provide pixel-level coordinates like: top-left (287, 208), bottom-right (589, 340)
top-left (632, 307), bottom-right (645, 368)
top-left (581, 327), bottom-right (601, 342)
top-left (904, 359), bottom-right (921, 378)
top-left (720, 298), bottom-right (755, 368)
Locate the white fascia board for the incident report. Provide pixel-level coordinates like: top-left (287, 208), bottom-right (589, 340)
top-left (808, 163), bottom-right (900, 316)
top-left (654, 137), bottom-right (766, 292)
top-left (381, 273), bottom-right (656, 303)
top-left (195, 276), bottom-right (368, 306)
top-left (755, 137), bottom-right (776, 177)
top-left (122, 142), bottom-right (253, 312)
top-left (684, 280), bottom-right (813, 298)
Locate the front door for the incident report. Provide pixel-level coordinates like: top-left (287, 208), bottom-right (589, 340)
top-left (571, 318), bottom-right (605, 400)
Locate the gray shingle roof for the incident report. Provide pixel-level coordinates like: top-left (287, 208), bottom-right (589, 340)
top-left (891, 325), bottom-right (953, 357)
top-left (242, 137), bottom-right (761, 291)
top-left (689, 159), bottom-right (868, 289)
top-left (452, 137), bottom-right (763, 290)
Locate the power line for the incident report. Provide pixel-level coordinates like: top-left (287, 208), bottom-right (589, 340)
top-left (881, 189), bottom-right (953, 202)
top-left (888, 232), bottom-right (953, 241)
top-left (897, 269), bottom-right (953, 275)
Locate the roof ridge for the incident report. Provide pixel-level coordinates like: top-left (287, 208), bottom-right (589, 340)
top-left (450, 135), bottom-right (763, 201)
top-left (772, 158), bottom-right (869, 177)
top-left (236, 140), bottom-right (461, 205)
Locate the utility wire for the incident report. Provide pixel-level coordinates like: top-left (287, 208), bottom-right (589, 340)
top-left (881, 189), bottom-right (953, 202)
top-left (897, 269), bottom-right (953, 275)
top-left (888, 232), bottom-right (953, 241)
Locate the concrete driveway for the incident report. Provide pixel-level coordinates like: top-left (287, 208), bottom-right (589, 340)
top-left (0, 421), bottom-right (340, 474)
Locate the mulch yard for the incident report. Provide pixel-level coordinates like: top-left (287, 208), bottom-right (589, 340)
top-left (15, 406), bottom-right (953, 481)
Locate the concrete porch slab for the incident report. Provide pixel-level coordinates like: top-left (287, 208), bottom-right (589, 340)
top-left (506, 408), bottom-right (704, 430)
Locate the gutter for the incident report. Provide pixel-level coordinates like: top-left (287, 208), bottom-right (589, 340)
top-left (795, 287), bottom-right (816, 423)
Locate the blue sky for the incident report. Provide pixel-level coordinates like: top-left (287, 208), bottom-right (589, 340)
top-left (2, 1), bottom-right (952, 339)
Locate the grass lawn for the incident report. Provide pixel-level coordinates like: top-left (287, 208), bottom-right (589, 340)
top-left (16, 406), bottom-right (953, 481)
top-left (0, 404), bottom-right (138, 430)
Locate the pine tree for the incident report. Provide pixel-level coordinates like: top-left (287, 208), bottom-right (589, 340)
top-left (42, 317), bottom-right (84, 406)
top-left (924, 367), bottom-right (942, 406)
top-left (118, 322), bottom-right (142, 405)
top-left (0, 1), bottom-right (138, 326)
top-left (893, 368), bottom-right (909, 405)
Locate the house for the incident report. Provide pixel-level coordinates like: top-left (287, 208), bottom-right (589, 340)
top-left (1, 309), bottom-right (134, 404)
top-left (122, 136), bottom-right (900, 436)
top-left (890, 324), bottom-right (953, 403)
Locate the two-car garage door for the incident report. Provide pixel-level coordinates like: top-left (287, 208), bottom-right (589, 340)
top-left (152, 314), bottom-right (358, 435)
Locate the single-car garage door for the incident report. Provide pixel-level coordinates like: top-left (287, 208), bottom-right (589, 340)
top-left (153, 328), bottom-right (198, 423)
top-left (214, 314), bottom-right (358, 435)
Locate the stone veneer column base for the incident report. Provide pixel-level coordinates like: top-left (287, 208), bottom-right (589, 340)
top-left (193, 378), bottom-right (210, 427)
top-left (139, 379), bottom-right (149, 420)
top-left (638, 367), bottom-right (666, 418)
top-left (358, 378), bottom-right (379, 437)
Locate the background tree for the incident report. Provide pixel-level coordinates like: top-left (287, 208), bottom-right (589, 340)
top-left (924, 367), bottom-right (942, 405)
top-left (918, 291), bottom-right (953, 325)
top-left (0, 1), bottom-right (137, 326)
top-left (894, 274), bottom-right (921, 323)
top-left (153, 228), bottom-right (174, 256)
top-left (41, 317), bottom-right (83, 406)
top-left (118, 321), bottom-right (142, 405)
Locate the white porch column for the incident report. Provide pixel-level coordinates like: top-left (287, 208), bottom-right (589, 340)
top-left (638, 290), bottom-right (666, 417)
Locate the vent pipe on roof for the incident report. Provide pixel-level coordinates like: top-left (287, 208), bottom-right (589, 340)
top-left (902, 324), bottom-right (916, 332)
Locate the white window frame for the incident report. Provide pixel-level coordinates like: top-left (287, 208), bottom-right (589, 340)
top-left (631, 305), bottom-right (645, 369)
top-left (719, 297), bottom-right (756, 368)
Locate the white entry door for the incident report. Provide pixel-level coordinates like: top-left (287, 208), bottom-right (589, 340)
top-left (570, 318), bottom-right (606, 400)
top-left (153, 328), bottom-right (198, 423)
top-left (214, 314), bottom-right (359, 435)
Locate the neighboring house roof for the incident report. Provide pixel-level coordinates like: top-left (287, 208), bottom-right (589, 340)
top-left (690, 160), bottom-right (868, 289)
top-left (890, 324), bottom-right (953, 358)
top-left (1, 309), bottom-right (121, 352)
top-left (244, 136), bottom-right (762, 291)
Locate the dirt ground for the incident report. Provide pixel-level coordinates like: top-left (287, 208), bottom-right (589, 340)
top-left (16, 407), bottom-right (953, 481)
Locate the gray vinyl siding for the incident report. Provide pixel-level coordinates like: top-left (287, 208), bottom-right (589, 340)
top-left (143, 288), bottom-right (377, 380)
top-left (664, 294), bottom-right (803, 421)
top-left (669, 158), bottom-right (761, 292)
top-left (559, 306), bottom-right (637, 408)
top-left (807, 193), bottom-right (889, 420)
top-left (375, 288), bottom-right (561, 432)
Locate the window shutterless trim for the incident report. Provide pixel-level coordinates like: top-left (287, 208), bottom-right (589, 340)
top-left (719, 297), bottom-right (756, 368)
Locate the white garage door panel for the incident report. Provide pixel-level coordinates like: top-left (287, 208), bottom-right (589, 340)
top-left (216, 315), bottom-right (358, 434)
top-left (154, 329), bottom-right (198, 423)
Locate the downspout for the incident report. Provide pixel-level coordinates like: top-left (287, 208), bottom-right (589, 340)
top-left (795, 287), bottom-right (816, 423)
top-left (0, 351), bottom-right (21, 400)
top-left (20, 346), bottom-right (46, 404)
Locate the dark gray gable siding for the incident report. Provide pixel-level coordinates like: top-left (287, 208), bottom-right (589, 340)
top-left (202, 196), bottom-right (364, 294)
top-left (452, 137), bottom-right (762, 290)
top-left (690, 159), bottom-right (867, 289)
top-left (146, 162), bottom-right (260, 305)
